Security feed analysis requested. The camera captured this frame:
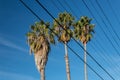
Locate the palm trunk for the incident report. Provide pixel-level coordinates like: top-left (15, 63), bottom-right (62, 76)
top-left (40, 68), bottom-right (45, 80)
top-left (64, 42), bottom-right (71, 80)
top-left (84, 42), bottom-right (88, 80)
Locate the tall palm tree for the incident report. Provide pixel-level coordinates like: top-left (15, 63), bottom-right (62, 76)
top-left (52, 12), bottom-right (74, 80)
top-left (73, 16), bottom-right (95, 80)
top-left (26, 20), bottom-right (55, 80)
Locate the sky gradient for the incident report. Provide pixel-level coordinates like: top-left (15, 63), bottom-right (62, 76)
top-left (0, 0), bottom-right (120, 80)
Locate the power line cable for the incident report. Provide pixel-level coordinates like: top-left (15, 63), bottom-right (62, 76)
top-left (20, 0), bottom-right (105, 79)
top-left (95, 0), bottom-right (120, 45)
top-left (51, 0), bottom-right (62, 12)
top-left (88, 0), bottom-right (120, 68)
top-left (107, 0), bottom-right (120, 35)
top-left (84, 0), bottom-right (120, 76)
top-left (53, 0), bottom-right (117, 74)
top-left (81, 0), bottom-right (120, 58)
top-left (68, 46), bottom-right (104, 80)
top-left (82, 0), bottom-right (120, 73)
top-left (58, 0), bottom-right (118, 73)
top-left (55, 0), bottom-right (113, 67)
top-left (64, 0), bottom-right (79, 18)
top-left (62, 0), bottom-right (119, 78)
top-left (72, 0), bottom-right (83, 15)
top-left (81, 0), bottom-right (117, 80)
top-left (71, 0), bottom-right (119, 70)
top-left (92, 38), bottom-right (120, 70)
top-left (94, 0), bottom-right (120, 50)
top-left (19, 0), bottom-right (42, 21)
top-left (89, 0), bottom-right (120, 56)
top-left (57, 0), bottom-right (68, 12)
top-left (35, 0), bottom-right (115, 80)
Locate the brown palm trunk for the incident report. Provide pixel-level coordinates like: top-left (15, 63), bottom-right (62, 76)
top-left (40, 68), bottom-right (45, 80)
top-left (64, 42), bottom-right (71, 80)
top-left (84, 42), bottom-right (88, 80)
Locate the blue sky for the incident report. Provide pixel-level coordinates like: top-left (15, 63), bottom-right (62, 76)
top-left (0, 0), bottom-right (120, 80)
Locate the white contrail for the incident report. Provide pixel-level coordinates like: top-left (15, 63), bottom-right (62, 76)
top-left (0, 37), bottom-right (27, 53)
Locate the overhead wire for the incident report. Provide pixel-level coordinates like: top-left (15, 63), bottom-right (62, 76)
top-left (66, 0), bottom-right (117, 72)
top-left (68, 46), bottom-right (104, 80)
top-left (81, 0), bottom-right (120, 58)
top-left (89, 0), bottom-right (120, 61)
top-left (71, 0), bottom-right (116, 63)
top-left (86, 0), bottom-right (120, 71)
top-left (61, 0), bottom-right (115, 67)
top-left (107, 0), bottom-right (120, 33)
top-left (56, 0), bottom-right (111, 65)
top-left (95, 0), bottom-right (120, 47)
top-left (65, 0), bottom-right (120, 78)
top-left (19, 0), bottom-right (42, 20)
top-left (19, 0), bottom-right (105, 79)
top-left (82, 0), bottom-right (120, 77)
top-left (51, 0), bottom-right (61, 12)
top-left (72, 0), bottom-right (83, 15)
top-left (88, 0), bottom-right (120, 70)
top-left (53, 0), bottom-right (113, 71)
top-left (80, 0), bottom-right (118, 79)
top-left (64, 0), bottom-right (79, 19)
top-left (57, 0), bottom-right (68, 12)
top-left (91, 39), bottom-right (120, 73)
top-left (35, 0), bottom-right (115, 80)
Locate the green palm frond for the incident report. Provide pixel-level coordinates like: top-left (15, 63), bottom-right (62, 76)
top-left (26, 20), bottom-right (55, 54)
top-left (52, 12), bottom-right (74, 43)
top-left (73, 16), bottom-right (95, 43)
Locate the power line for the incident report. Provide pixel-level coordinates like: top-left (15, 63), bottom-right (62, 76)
top-left (68, 46), bottom-right (104, 80)
top-left (89, 0), bottom-right (120, 56)
top-left (51, 0), bottom-right (62, 12)
top-left (57, 0), bottom-right (68, 12)
top-left (88, 0), bottom-right (120, 69)
top-left (35, 0), bottom-right (115, 80)
top-left (50, 0), bottom-right (117, 78)
top-left (95, 0), bottom-right (120, 46)
top-left (72, 0), bottom-right (83, 15)
top-left (20, 0), bottom-right (105, 79)
top-left (81, 0), bottom-right (120, 58)
top-left (56, 1), bottom-right (118, 74)
top-left (19, 0), bottom-right (42, 21)
top-left (69, 0), bottom-right (116, 67)
top-left (107, 0), bottom-right (120, 33)
top-left (90, 0), bottom-right (120, 56)
top-left (64, 0), bottom-right (79, 18)
top-left (81, 0), bottom-right (116, 80)
top-left (91, 39), bottom-right (120, 73)
top-left (57, 0), bottom-right (118, 78)
top-left (71, 0), bottom-right (118, 69)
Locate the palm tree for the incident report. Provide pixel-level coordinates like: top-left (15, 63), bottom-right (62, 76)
top-left (26, 20), bottom-right (55, 80)
top-left (73, 16), bottom-right (95, 80)
top-left (52, 12), bottom-right (74, 80)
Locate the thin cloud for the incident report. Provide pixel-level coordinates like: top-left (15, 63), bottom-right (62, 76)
top-left (0, 71), bottom-right (39, 80)
top-left (0, 37), bottom-right (28, 53)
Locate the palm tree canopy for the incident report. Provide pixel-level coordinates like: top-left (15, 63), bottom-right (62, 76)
top-left (73, 16), bottom-right (95, 44)
top-left (52, 12), bottom-right (74, 43)
top-left (26, 20), bottom-right (55, 54)
top-left (26, 20), bottom-right (55, 73)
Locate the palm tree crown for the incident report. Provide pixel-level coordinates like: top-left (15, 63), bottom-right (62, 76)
top-left (26, 20), bottom-right (55, 80)
top-left (73, 16), bottom-right (95, 44)
top-left (27, 20), bottom-right (54, 54)
top-left (52, 12), bottom-right (74, 43)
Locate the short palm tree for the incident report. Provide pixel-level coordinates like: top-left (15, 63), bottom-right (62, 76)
top-left (52, 12), bottom-right (74, 80)
top-left (73, 16), bottom-right (95, 80)
top-left (26, 20), bottom-right (55, 80)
